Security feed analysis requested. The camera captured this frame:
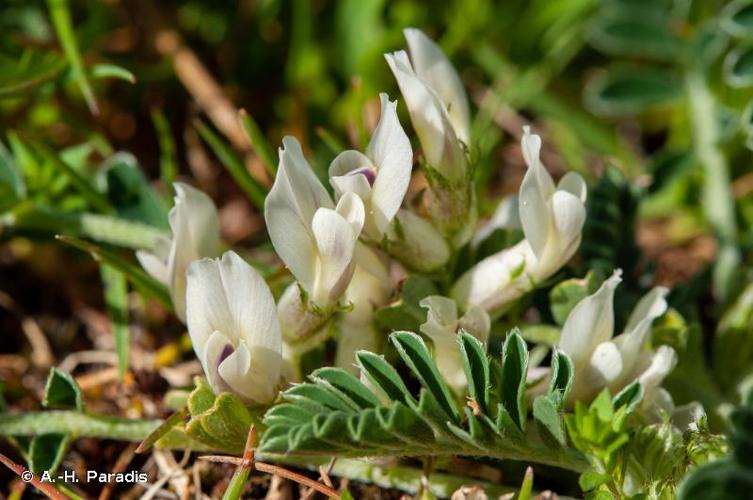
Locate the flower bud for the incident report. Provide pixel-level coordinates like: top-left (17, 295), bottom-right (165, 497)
top-left (137, 182), bottom-right (220, 321)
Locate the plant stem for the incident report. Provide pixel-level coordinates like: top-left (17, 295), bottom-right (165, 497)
top-left (268, 456), bottom-right (518, 498)
top-left (0, 411), bottom-right (161, 441)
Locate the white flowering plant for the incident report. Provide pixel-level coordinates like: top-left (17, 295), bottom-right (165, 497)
top-left (1, 8), bottom-right (751, 498)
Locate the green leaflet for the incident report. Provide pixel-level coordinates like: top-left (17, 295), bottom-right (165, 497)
top-left (43, 368), bottom-right (83, 411)
top-left (501, 329), bottom-right (528, 432)
top-left (29, 433), bottom-right (71, 476)
top-left (159, 378), bottom-right (260, 455)
top-left (532, 351), bottom-right (572, 447)
top-left (259, 331), bottom-right (588, 472)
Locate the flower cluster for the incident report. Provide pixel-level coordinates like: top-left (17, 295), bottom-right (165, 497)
top-left (136, 28), bottom-right (682, 421)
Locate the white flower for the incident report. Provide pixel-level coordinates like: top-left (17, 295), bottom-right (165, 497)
top-left (519, 126), bottom-right (587, 281)
top-left (330, 93), bottom-right (412, 240)
top-left (137, 182), bottom-right (220, 321)
top-left (557, 270), bottom-right (675, 404)
top-left (419, 295), bottom-right (490, 393)
top-left (265, 137), bottom-right (365, 308)
top-left (450, 127), bottom-right (586, 315)
top-left (385, 29), bottom-right (468, 184)
top-left (185, 251), bottom-right (282, 404)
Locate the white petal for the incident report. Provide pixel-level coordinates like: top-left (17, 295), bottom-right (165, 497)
top-left (559, 270), bottom-right (622, 368)
top-left (217, 252), bottom-right (281, 355)
top-left (534, 190), bottom-right (586, 280)
top-left (330, 173), bottom-right (372, 205)
top-left (384, 51), bottom-right (464, 183)
top-left (459, 305), bottom-right (491, 343)
top-left (136, 235), bottom-right (170, 285)
top-left (335, 192), bottom-right (366, 236)
top-left (450, 239), bottom-right (536, 315)
top-left (613, 287), bottom-right (668, 373)
top-left (403, 28), bottom-right (470, 145)
top-left (329, 150), bottom-right (373, 177)
top-left (329, 150), bottom-right (374, 203)
top-left (202, 330), bottom-right (234, 395)
top-left (581, 341), bottom-right (624, 395)
top-left (265, 137), bottom-right (333, 291)
top-left (311, 204), bottom-right (362, 305)
top-left (419, 295), bottom-right (459, 341)
top-left (518, 128), bottom-right (556, 258)
top-left (166, 182), bottom-right (221, 320)
top-left (521, 126), bottom-right (542, 169)
top-left (551, 190), bottom-right (586, 240)
top-left (558, 172), bottom-right (587, 203)
top-left (369, 93), bottom-right (413, 234)
top-left (418, 296), bottom-right (468, 393)
top-left (637, 346), bottom-right (677, 393)
top-left (218, 342), bottom-right (280, 404)
top-left (625, 287), bottom-right (669, 334)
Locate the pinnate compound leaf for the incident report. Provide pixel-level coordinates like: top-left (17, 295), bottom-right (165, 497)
top-left (259, 331), bottom-right (587, 472)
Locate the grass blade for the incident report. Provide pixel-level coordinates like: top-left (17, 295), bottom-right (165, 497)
top-left (100, 264), bottom-right (130, 379)
top-left (152, 109), bottom-right (178, 203)
top-left (47, 0), bottom-right (98, 115)
top-left (239, 109), bottom-right (277, 176)
top-left (57, 235), bottom-right (172, 307)
top-left (197, 121), bottom-right (267, 211)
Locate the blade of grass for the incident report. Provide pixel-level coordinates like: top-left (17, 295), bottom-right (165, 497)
top-left (239, 110), bottom-right (276, 176)
top-left (57, 235), bottom-right (172, 308)
top-left (152, 109), bottom-right (178, 204)
top-left (100, 264), bottom-right (130, 379)
top-left (196, 121), bottom-right (267, 211)
top-left (47, 0), bottom-right (98, 115)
